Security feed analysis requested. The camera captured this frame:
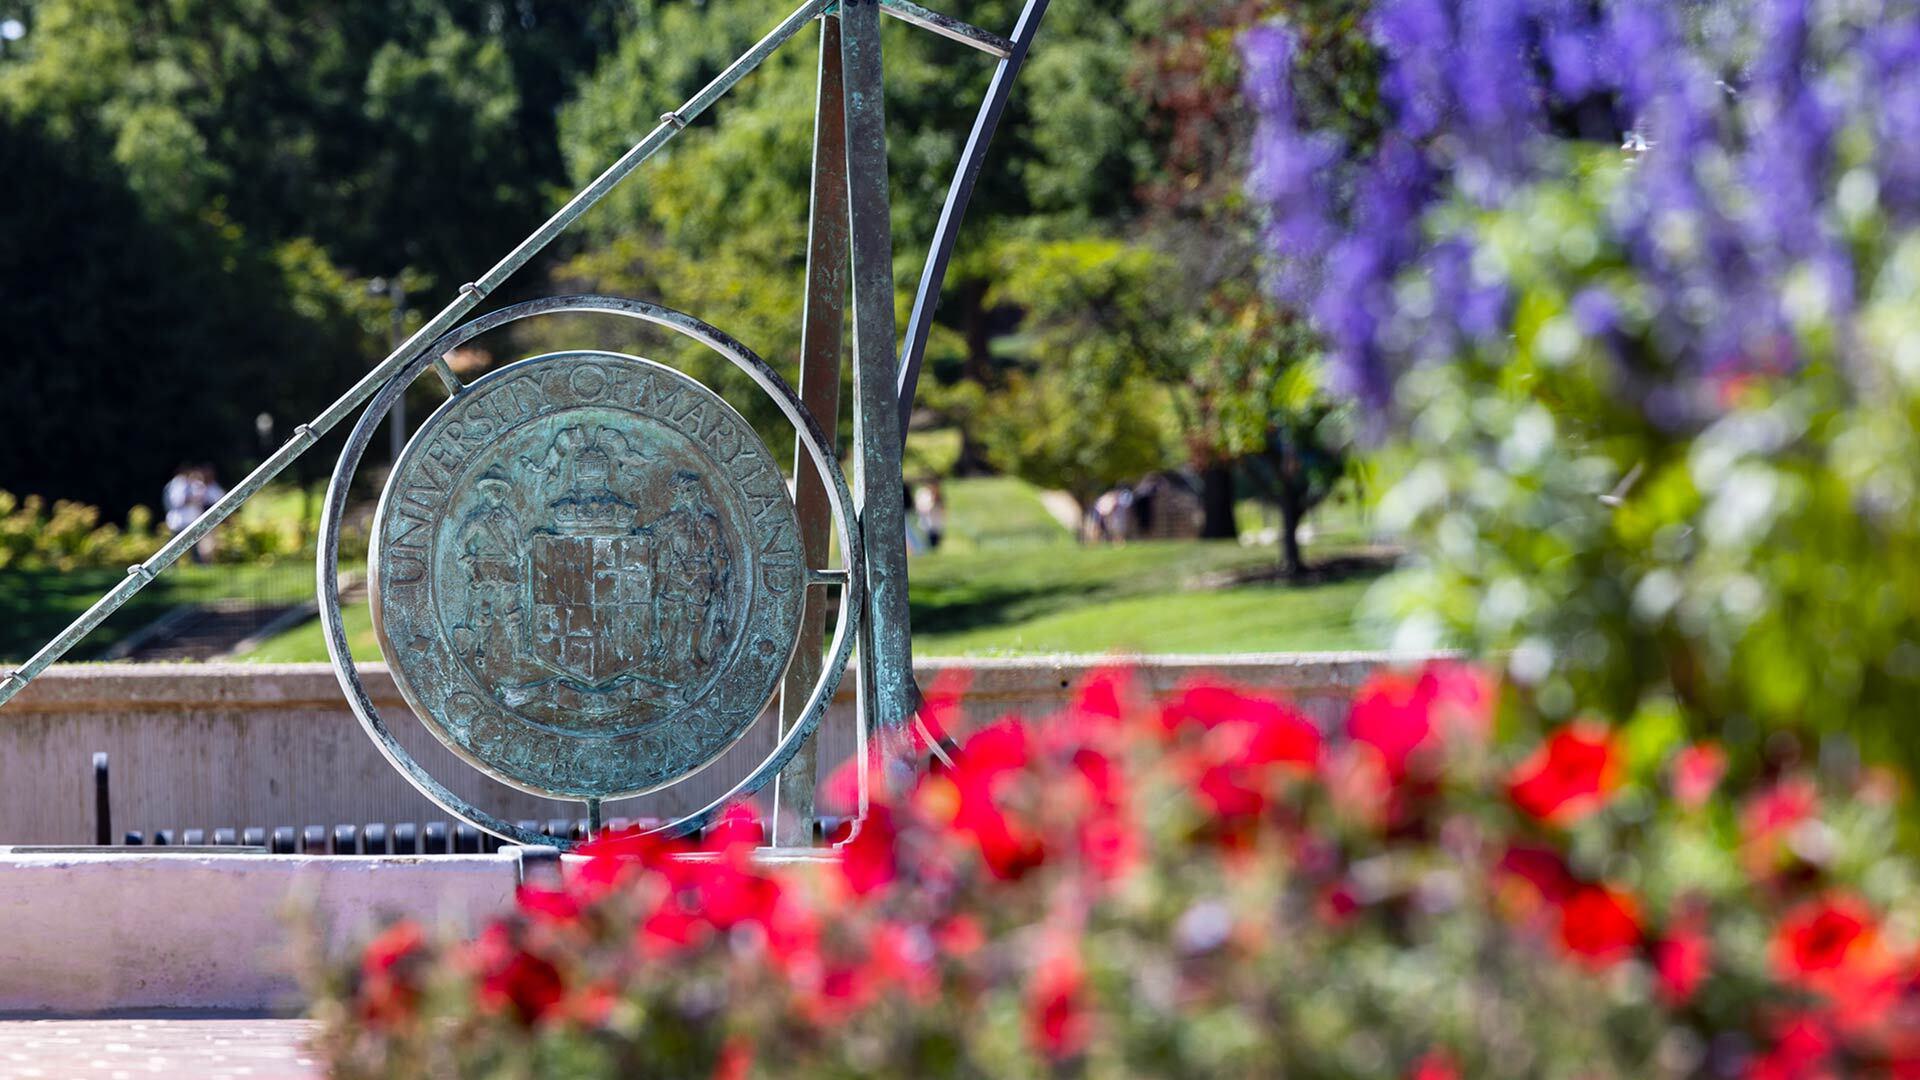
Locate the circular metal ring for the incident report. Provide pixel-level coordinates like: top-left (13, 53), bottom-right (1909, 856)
top-left (318, 295), bottom-right (864, 848)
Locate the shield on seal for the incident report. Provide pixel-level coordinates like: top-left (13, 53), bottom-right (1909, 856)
top-left (527, 532), bottom-right (653, 685)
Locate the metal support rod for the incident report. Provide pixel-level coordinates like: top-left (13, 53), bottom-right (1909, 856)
top-left (386, 281), bottom-right (409, 465)
top-left (840, 0), bottom-right (920, 770)
top-left (773, 13), bottom-right (851, 849)
top-left (0, 0), bottom-right (830, 709)
top-left (895, 0), bottom-right (1050, 441)
top-left (878, 0), bottom-right (1014, 58)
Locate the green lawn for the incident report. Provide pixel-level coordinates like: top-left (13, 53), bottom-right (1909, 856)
top-left (221, 477), bottom-right (1385, 662)
top-left (243, 600), bottom-right (383, 663)
top-left (909, 537), bottom-right (1380, 655)
top-left (0, 559), bottom-right (321, 662)
top-left (939, 475), bottom-right (1072, 552)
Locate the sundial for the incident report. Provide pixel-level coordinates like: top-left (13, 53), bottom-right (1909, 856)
top-left (371, 352), bottom-right (805, 798)
top-left (0, 0), bottom-right (1053, 851)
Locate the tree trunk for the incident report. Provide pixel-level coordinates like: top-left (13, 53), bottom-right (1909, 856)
top-left (1199, 463), bottom-right (1237, 540)
top-left (952, 281), bottom-right (995, 476)
top-left (1278, 485), bottom-right (1307, 579)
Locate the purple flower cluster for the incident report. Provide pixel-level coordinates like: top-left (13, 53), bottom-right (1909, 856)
top-left (1244, 0), bottom-right (1920, 420)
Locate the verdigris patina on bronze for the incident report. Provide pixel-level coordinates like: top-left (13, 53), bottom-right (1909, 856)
top-left (370, 350), bottom-right (806, 799)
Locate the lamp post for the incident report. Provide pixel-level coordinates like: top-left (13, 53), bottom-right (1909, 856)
top-left (367, 277), bottom-right (409, 464)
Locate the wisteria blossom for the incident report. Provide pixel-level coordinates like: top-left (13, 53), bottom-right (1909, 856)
top-left (1244, 0), bottom-right (1920, 420)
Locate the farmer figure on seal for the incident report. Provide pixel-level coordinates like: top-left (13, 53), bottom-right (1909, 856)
top-left (651, 470), bottom-right (729, 669)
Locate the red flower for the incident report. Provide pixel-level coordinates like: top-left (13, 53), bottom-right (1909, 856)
top-left (1672, 742), bottom-right (1727, 810)
top-left (867, 921), bottom-right (939, 1001)
top-left (1070, 666), bottom-right (1132, 727)
top-left (1409, 1050), bottom-right (1462, 1080)
top-left (837, 802), bottom-right (898, 897)
top-left (931, 721), bottom-right (1047, 880)
top-left (1028, 936), bottom-right (1088, 1060)
top-left (706, 802), bottom-right (767, 854)
top-left (1318, 882), bottom-right (1361, 926)
top-left (1654, 917), bottom-right (1712, 1005)
top-left (473, 926), bottom-right (566, 1026)
top-left (934, 914), bottom-right (985, 958)
top-left (957, 718), bottom-right (1030, 777)
top-left (517, 885), bottom-right (583, 924)
top-left (1239, 698), bottom-right (1324, 770)
top-left (1741, 777), bottom-right (1820, 878)
top-left (1347, 670), bottom-right (1435, 781)
top-left (1176, 689), bottom-right (1322, 836)
top-left (1076, 812), bottom-right (1139, 881)
top-left (700, 862), bottom-right (784, 931)
top-left (1496, 844), bottom-right (1576, 903)
top-left (1159, 681), bottom-right (1318, 760)
top-left (1347, 661), bottom-right (1489, 783)
top-left (1556, 883), bottom-right (1642, 967)
top-left (1744, 778), bottom-right (1818, 843)
top-left (1772, 894), bottom-right (1898, 1016)
top-left (1419, 661), bottom-right (1494, 743)
top-left (1778, 899), bottom-right (1872, 977)
top-left (358, 921), bottom-right (426, 1028)
top-left (1508, 722), bottom-right (1622, 825)
top-left (362, 920), bottom-right (425, 976)
top-left (712, 1038), bottom-right (754, 1080)
top-left (1746, 1013), bottom-right (1836, 1080)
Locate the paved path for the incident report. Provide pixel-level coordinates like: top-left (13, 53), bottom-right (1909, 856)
top-left (0, 1019), bottom-right (319, 1079)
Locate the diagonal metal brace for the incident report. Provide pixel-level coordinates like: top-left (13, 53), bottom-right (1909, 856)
top-left (878, 0), bottom-right (1014, 58)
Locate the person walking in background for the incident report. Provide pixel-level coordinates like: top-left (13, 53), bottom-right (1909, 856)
top-left (194, 465), bottom-right (225, 563)
top-left (914, 480), bottom-right (946, 551)
top-left (163, 465), bottom-right (207, 563)
top-left (164, 464), bottom-right (224, 563)
top-left (903, 482), bottom-right (924, 555)
top-left (163, 465), bottom-right (196, 539)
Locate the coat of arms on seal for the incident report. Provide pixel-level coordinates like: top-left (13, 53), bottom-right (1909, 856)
top-left (368, 351), bottom-right (806, 799)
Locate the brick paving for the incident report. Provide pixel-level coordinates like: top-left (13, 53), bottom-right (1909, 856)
top-left (0, 1019), bottom-right (319, 1079)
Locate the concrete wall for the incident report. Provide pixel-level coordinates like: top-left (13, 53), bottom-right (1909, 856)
top-left (0, 655), bottom-right (1408, 845)
top-left (0, 849), bottom-right (523, 1013)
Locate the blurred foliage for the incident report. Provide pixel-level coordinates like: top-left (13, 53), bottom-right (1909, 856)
top-left (0, 491), bottom-right (159, 572)
top-left (1367, 156), bottom-right (1920, 777)
top-left (0, 0), bottom-right (625, 516)
top-left (0, 487), bottom-right (302, 570)
top-left (0, 0), bottom-right (625, 294)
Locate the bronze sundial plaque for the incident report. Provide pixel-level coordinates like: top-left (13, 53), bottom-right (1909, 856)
top-left (370, 351), bottom-right (806, 799)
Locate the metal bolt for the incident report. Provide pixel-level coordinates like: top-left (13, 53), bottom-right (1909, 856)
top-left (459, 282), bottom-right (484, 299)
top-left (660, 110), bottom-right (689, 130)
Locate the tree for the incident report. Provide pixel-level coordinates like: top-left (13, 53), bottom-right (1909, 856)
top-left (549, 0), bottom-right (1162, 456)
top-left (1119, 0), bottom-right (1362, 552)
top-left (0, 0), bottom-right (628, 512)
top-left (0, 113), bottom-right (376, 514)
top-left (1, 0), bottom-right (627, 297)
top-left (975, 372), bottom-right (1172, 521)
